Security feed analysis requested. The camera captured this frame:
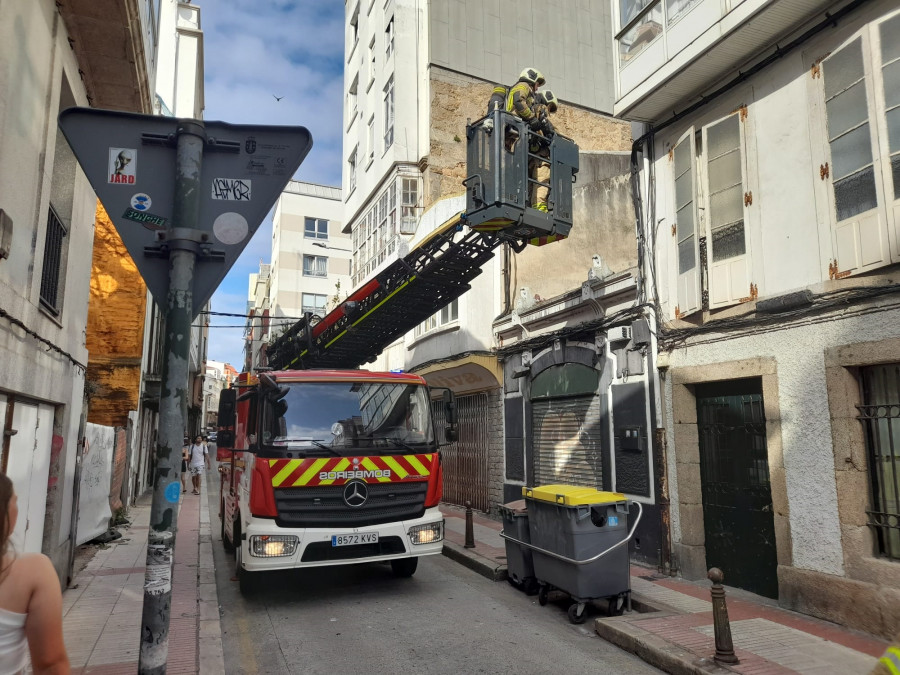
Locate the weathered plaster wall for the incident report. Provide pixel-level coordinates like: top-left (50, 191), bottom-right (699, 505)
top-left (85, 203), bottom-right (147, 427)
top-left (426, 67), bottom-right (632, 207)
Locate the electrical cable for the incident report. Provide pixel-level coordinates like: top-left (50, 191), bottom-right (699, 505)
top-left (0, 307), bottom-right (86, 373)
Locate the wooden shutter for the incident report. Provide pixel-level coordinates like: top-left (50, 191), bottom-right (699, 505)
top-left (703, 112), bottom-right (752, 308)
top-left (672, 127), bottom-right (701, 317)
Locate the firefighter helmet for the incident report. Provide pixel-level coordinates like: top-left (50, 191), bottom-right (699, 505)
top-left (541, 90), bottom-right (558, 112)
top-left (519, 68), bottom-right (545, 88)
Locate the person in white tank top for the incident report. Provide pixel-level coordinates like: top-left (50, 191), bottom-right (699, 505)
top-left (0, 473), bottom-right (69, 674)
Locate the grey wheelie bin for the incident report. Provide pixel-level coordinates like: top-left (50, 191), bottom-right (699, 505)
top-left (499, 500), bottom-right (537, 593)
top-left (519, 485), bottom-right (642, 624)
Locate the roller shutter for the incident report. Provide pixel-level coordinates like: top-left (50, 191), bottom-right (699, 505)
top-left (533, 395), bottom-right (603, 489)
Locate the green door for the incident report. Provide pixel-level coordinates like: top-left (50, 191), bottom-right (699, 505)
top-left (696, 378), bottom-right (778, 598)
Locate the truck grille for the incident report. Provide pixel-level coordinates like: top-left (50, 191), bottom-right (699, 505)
top-left (273, 481), bottom-right (427, 528)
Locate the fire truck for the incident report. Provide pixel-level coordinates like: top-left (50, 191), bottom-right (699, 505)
top-left (216, 109), bottom-right (579, 594)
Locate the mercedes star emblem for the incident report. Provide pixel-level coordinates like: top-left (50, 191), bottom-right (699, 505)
top-left (343, 480), bottom-right (368, 508)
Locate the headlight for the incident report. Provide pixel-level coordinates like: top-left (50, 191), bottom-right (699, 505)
top-left (408, 521), bottom-right (444, 545)
top-left (249, 535), bottom-right (298, 557)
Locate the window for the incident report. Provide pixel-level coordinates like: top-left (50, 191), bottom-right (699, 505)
top-left (348, 147), bottom-right (357, 193)
top-left (388, 181), bottom-right (397, 236)
top-left (672, 129), bottom-right (700, 317)
top-left (348, 3), bottom-right (360, 57)
top-left (383, 75), bottom-right (394, 150)
top-left (367, 115), bottom-right (375, 162)
top-left (368, 37), bottom-right (376, 90)
top-left (666, 0), bottom-right (700, 25)
top-left (301, 293), bottom-right (328, 316)
top-left (347, 75), bottom-right (359, 126)
top-left (304, 217), bottom-right (328, 240)
top-left (617, 0), bottom-right (662, 66)
top-left (858, 364), bottom-right (900, 561)
top-left (385, 16), bottom-right (394, 60)
top-left (817, 13), bottom-right (900, 277)
top-left (401, 177), bottom-right (419, 234)
top-left (39, 206), bottom-right (67, 314)
top-left (702, 112), bottom-right (751, 308)
top-left (378, 191), bottom-right (388, 249)
top-left (303, 255), bottom-right (327, 277)
top-left (415, 299), bottom-right (459, 337)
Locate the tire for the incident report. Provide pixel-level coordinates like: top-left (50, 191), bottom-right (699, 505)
top-left (607, 596), bottom-right (625, 617)
top-left (235, 541), bottom-right (260, 595)
top-left (221, 516), bottom-right (234, 553)
top-left (390, 557), bottom-right (418, 578)
top-left (538, 585), bottom-right (549, 606)
top-left (567, 603), bottom-right (586, 624)
top-left (523, 578), bottom-right (539, 596)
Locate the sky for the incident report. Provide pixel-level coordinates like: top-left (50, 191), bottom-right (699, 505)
top-left (200, 0), bottom-right (345, 368)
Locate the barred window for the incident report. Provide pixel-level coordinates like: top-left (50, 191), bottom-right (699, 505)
top-left (39, 206), bottom-right (67, 315)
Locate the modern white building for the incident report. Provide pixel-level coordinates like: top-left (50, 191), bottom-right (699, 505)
top-left (342, 0), bottom-right (645, 527)
top-left (621, 0), bottom-right (900, 638)
top-left (270, 181), bottom-right (350, 322)
top-left (0, 0), bottom-right (154, 581)
top-left (244, 264), bottom-right (272, 372)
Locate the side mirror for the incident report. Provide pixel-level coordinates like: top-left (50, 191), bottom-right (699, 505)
top-left (445, 427), bottom-right (457, 443)
top-left (442, 389), bottom-right (457, 426)
top-left (216, 429), bottom-right (235, 449)
top-left (218, 389), bottom-right (236, 427)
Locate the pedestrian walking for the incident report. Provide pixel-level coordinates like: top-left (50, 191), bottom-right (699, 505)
top-left (188, 435), bottom-right (210, 495)
top-left (181, 436), bottom-right (189, 494)
top-left (0, 473), bottom-right (70, 674)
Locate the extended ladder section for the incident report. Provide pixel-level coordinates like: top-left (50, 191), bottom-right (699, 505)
top-left (266, 111), bottom-right (580, 371)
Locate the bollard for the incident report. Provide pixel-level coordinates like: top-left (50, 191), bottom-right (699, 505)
top-left (464, 501), bottom-right (475, 548)
top-left (708, 568), bottom-right (739, 665)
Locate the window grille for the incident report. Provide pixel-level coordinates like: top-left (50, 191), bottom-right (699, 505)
top-left (858, 364), bottom-right (900, 561)
top-left (39, 206), bottom-right (67, 314)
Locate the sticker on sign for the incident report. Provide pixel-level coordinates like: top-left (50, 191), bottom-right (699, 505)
top-left (108, 147), bottom-right (136, 184)
top-left (212, 178), bottom-right (251, 201)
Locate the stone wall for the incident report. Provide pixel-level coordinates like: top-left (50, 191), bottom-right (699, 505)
top-left (425, 67), bottom-right (632, 208)
top-left (487, 388), bottom-right (505, 518)
top-left (85, 203), bottom-right (147, 427)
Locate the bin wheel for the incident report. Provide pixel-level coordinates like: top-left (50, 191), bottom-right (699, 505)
top-left (607, 596), bottom-right (625, 617)
top-left (523, 578), bottom-right (539, 596)
top-left (538, 585), bottom-right (549, 606)
top-left (567, 603), bottom-right (586, 624)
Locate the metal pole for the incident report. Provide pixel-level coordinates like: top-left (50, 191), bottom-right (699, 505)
top-left (139, 120), bottom-right (205, 674)
top-left (708, 567), bottom-right (739, 665)
top-left (464, 501), bottom-right (475, 549)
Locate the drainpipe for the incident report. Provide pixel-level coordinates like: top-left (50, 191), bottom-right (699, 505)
top-left (66, 393), bottom-right (89, 586)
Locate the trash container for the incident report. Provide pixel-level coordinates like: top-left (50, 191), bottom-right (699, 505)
top-left (524, 485), bottom-right (636, 622)
top-left (499, 499), bottom-right (536, 592)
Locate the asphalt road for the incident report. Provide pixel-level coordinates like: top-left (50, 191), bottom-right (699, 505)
top-left (207, 470), bottom-right (661, 675)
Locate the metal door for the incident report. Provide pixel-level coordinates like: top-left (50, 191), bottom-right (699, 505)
top-left (696, 379), bottom-right (778, 598)
top-left (432, 392), bottom-right (490, 512)
top-left (532, 396), bottom-right (603, 489)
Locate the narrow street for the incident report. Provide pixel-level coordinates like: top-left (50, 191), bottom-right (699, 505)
top-left (207, 470), bottom-right (662, 675)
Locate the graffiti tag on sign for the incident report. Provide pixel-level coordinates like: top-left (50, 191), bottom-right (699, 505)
top-left (212, 178), bottom-right (251, 201)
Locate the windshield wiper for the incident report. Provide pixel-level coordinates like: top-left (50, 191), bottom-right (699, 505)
top-left (373, 437), bottom-right (417, 452)
top-left (280, 439), bottom-right (341, 456)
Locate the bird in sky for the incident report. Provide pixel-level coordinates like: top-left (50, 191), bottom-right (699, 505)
top-left (273, 95), bottom-right (284, 102)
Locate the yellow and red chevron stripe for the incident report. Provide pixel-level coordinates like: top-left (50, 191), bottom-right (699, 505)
top-left (527, 234), bottom-right (567, 247)
top-left (268, 454), bottom-right (434, 487)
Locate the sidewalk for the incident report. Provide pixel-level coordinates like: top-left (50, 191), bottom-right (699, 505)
top-left (440, 504), bottom-right (886, 675)
top-left (59, 475), bottom-right (223, 674)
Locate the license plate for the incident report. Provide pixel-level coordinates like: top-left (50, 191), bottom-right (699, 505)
top-left (331, 533), bottom-right (378, 547)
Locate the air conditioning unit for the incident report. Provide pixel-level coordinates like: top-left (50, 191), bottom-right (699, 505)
top-left (609, 326), bottom-right (631, 344)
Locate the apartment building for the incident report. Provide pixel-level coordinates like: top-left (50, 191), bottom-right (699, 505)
top-left (620, 0), bottom-right (900, 637)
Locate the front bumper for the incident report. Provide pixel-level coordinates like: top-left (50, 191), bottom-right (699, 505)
top-left (238, 507), bottom-right (445, 573)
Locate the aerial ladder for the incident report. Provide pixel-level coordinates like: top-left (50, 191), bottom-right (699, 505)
top-left (266, 110), bottom-right (579, 371)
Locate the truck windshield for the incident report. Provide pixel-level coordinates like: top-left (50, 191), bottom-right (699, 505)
top-left (261, 381), bottom-right (434, 451)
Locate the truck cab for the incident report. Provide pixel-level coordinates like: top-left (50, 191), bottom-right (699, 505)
top-left (217, 369), bottom-right (454, 594)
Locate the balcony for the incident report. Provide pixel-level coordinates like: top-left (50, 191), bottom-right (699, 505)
top-left (615, 0), bottom-right (837, 121)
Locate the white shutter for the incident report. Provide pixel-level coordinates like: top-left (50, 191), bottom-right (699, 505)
top-left (822, 34), bottom-right (890, 276)
top-left (703, 112), bottom-right (752, 308)
top-left (672, 127), bottom-right (701, 317)
top-left (874, 12), bottom-right (900, 263)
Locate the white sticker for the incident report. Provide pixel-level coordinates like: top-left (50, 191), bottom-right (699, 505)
top-left (130, 193), bottom-right (152, 211)
top-left (211, 178), bottom-right (251, 201)
top-left (143, 545), bottom-right (172, 596)
top-left (109, 147), bottom-right (137, 184)
top-left (213, 212), bottom-right (249, 245)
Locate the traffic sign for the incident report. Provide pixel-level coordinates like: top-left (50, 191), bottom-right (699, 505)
top-left (58, 108), bottom-right (313, 317)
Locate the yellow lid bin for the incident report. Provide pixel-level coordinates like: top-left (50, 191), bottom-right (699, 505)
top-left (523, 484), bottom-right (625, 507)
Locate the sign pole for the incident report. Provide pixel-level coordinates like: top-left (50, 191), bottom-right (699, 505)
top-left (139, 120), bottom-right (205, 674)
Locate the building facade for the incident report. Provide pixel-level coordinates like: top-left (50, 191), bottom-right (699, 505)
top-left (244, 264), bottom-right (272, 372)
top-left (621, 0), bottom-right (900, 638)
top-left (270, 181), bottom-right (350, 324)
top-left (342, 0), bottom-right (651, 536)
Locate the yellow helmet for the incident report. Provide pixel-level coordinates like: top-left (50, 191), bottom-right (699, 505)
top-left (519, 68), bottom-right (545, 88)
top-left (541, 90), bottom-right (558, 112)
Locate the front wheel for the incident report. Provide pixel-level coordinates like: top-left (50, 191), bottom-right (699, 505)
top-left (390, 557), bottom-right (418, 578)
top-left (236, 543), bottom-right (260, 595)
top-left (221, 516), bottom-right (235, 553)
